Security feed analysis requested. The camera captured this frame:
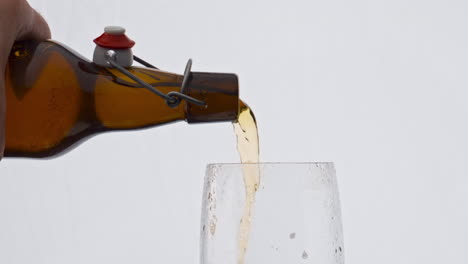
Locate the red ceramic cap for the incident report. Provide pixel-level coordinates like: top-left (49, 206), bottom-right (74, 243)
top-left (93, 26), bottom-right (135, 49)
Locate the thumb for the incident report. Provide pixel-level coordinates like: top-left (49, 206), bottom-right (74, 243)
top-left (16, 8), bottom-right (51, 41)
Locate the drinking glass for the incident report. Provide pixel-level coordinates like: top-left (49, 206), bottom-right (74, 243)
top-left (200, 162), bottom-right (344, 264)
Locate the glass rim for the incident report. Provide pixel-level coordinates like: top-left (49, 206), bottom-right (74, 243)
top-left (207, 162), bottom-right (334, 166)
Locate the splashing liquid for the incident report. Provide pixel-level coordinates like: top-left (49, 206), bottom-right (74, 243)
top-left (233, 101), bottom-right (260, 264)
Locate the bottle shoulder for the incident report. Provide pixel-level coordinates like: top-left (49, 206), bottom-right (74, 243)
top-left (46, 40), bottom-right (93, 63)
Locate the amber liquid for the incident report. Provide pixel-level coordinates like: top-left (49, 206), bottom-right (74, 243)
top-left (233, 101), bottom-right (260, 264)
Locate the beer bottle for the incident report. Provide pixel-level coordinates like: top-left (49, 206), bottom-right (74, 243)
top-left (4, 26), bottom-right (239, 158)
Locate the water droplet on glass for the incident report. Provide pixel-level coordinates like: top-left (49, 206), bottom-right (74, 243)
top-left (209, 221), bottom-right (216, 235)
top-left (302, 250), bottom-right (308, 259)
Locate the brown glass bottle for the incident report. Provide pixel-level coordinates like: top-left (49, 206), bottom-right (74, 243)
top-left (4, 40), bottom-right (239, 158)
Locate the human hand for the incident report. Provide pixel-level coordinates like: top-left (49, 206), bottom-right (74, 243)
top-left (0, 0), bottom-right (50, 159)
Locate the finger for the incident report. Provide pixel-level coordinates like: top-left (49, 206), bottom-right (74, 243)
top-left (16, 8), bottom-right (51, 41)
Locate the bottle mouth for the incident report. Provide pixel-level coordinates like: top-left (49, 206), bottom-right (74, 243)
top-left (184, 72), bottom-right (239, 123)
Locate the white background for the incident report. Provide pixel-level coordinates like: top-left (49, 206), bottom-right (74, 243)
top-left (1, 0), bottom-right (467, 263)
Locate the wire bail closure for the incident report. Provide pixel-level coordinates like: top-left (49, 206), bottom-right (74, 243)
top-left (105, 50), bottom-right (206, 108)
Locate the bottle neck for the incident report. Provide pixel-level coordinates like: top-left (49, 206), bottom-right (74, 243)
top-left (94, 67), bottom-right (240, 129)
top-left (94, 67), bottom-right (186, 130)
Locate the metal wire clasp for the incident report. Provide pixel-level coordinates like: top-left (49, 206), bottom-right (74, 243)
top-left (105, 50), bottom-right (206, 108)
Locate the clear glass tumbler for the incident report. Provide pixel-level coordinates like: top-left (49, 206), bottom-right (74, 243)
top-left (200, 162), bottom-right (344, 264)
